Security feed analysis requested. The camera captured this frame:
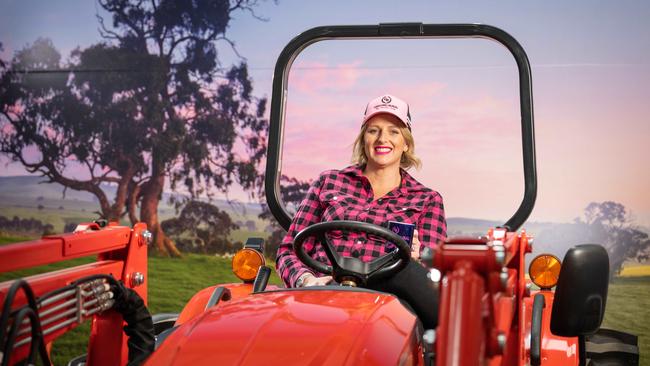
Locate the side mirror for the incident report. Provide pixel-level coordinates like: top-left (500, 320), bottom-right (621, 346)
top-left (550, 244), bottom-right (609, 337)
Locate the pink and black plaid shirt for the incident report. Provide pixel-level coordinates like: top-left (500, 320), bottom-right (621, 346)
top-left (276, 164), bottom-right (447, 287)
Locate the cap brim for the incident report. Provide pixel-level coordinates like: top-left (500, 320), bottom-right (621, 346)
top-left (362, 110), bottom-right (410, 129)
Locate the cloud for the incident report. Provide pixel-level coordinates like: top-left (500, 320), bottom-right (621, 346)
top-left (288, 60), bottom-right (372, 94)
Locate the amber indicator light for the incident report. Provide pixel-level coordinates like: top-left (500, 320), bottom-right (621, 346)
top-left (232, 248), bottom-right (265, 282)
top-left (529, 254), bottom-right (561, 289)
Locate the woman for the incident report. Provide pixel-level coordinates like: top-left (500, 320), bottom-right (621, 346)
top-left (276, 94), bottom-right (446, 328)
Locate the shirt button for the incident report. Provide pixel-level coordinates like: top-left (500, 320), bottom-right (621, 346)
top-left (333, 196), bottom-right (338, 200)
top-left (377, 199), bottom-right (383, 204)
top-left (356, 240), bottom-right (362, 244)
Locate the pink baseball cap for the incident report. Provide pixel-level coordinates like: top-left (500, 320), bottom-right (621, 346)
top-left (362, 94), bottom-right (412, 130)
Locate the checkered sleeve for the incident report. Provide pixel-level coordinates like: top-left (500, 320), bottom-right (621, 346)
top-left (417, 191), bottom-right (447, 250)
top-left (275, 172), bottom-right (327, 287)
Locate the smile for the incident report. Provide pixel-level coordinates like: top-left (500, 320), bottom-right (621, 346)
top-left (374, 146), bottom-right (392, 155)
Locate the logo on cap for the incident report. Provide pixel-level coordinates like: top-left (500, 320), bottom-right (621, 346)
top-left (381, 95), bottom-right (392, 104)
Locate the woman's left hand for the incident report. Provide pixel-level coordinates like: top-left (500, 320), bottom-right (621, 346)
top-left (411, 229), bottom-right (421, 260)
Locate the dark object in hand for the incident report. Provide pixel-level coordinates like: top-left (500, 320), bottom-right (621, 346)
top-left (388, 221), bottom-right (415, 247)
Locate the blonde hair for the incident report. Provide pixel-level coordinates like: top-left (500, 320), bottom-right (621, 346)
top-left (351, 123), bottom-right (422, 170)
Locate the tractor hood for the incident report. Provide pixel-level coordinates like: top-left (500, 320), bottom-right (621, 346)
top-left (146, 289), bottom-right (420, 366)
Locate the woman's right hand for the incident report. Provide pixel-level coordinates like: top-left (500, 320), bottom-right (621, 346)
top-left (302, 274), bottom-right (334, 287)
top-left (411, 229), bottom-right (421, 260)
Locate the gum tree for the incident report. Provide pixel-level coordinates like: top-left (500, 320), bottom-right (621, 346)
top-left (0, 1), bottom-right (269, 255)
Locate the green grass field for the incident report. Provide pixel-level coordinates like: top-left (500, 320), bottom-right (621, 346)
top-left (0, 234), bottom-right (32, 245)
top-left (1, 235), bottom-right (647, 365)
top-left (602, 276), bottom-right (649, 366)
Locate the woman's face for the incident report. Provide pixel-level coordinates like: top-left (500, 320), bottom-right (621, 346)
top-left (363, 114), bottom-right (408, 170)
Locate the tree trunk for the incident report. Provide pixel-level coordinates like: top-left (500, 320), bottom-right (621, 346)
top-left (140, 172), bottom-right (181, 257)
top-left (127, 179), bottom-right (141, 225)
top-left (107, 163), bottom-right (135, 222)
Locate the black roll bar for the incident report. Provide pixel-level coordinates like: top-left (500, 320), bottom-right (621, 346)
top-left (265, 23), bottom-right (536, 232)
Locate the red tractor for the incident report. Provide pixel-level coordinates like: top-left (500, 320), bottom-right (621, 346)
top-left (0, 24), bottom-right (640, 366)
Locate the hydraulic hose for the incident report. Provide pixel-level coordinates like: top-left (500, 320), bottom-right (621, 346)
top-left (0, 279), bottom-right (52, 366)
top-left (1, 274), bottom-right (154, 366)
top-left (111, 281), bottom-right (155, 366)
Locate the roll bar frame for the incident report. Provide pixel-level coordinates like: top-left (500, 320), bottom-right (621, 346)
top-left (265, 23), bottom-right (536, 232)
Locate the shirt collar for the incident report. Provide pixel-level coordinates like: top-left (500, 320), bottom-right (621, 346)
top-left (341, 164), bottom-right (364, 177)
top-left (399, 170), bottom-right (427, 194)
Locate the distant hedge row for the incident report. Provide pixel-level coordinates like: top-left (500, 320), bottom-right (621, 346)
top-left (0, 215), bottom-right (54, 236)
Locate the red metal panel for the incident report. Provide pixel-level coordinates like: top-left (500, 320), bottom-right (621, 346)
top-left (0, 226), bottom-right (131, 272)
top-left (518, 291), bottom-right (579, 366)
top-left (118, 222), bottom-right (149, 303)
top-left (515, 231), bottom-right (530, 365)
top-left (0, 237), bottom-right (65, 273)
top-left (87, 312), bottom-right (129, 366)
top-left (520, 294), bottom-right (532, 366)
top-left (435, 230), bottom-right (531, 366)
top-left (147, 290), bottom-right (420, 366)
top-left (176, 283), bottom-right (283, 325)
top-left (61, 226), bottom-right (131, 256)
top-left (88, 223), bottom-right (148, 366)
top-left (436, 261), bottom-right (486, 366)
top-left (537, 291), bottom-right (579, 365)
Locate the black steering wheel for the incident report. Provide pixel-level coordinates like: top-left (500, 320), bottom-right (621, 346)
top-left (293, 220), bottom-right (411, 286)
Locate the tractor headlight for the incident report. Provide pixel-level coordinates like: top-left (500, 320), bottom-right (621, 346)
top-left (528, 254), bottom-right (561, 289)
top-left (232, 248), bottom-right (265, 283)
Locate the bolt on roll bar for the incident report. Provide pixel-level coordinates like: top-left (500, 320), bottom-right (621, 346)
top-left (265, 23), bottom-right (536, 232)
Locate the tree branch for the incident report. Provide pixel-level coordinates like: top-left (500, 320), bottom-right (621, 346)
top-left (215, 36), bottom-right (245, 60)
top-left (167, 30), bottom-right (218, 58)
top-left (229, 0), bottom-right (270, 22)
top-left (96, 13), bottom-right (123, 41)
top-left (98, 0), bottom-right (147, 40)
